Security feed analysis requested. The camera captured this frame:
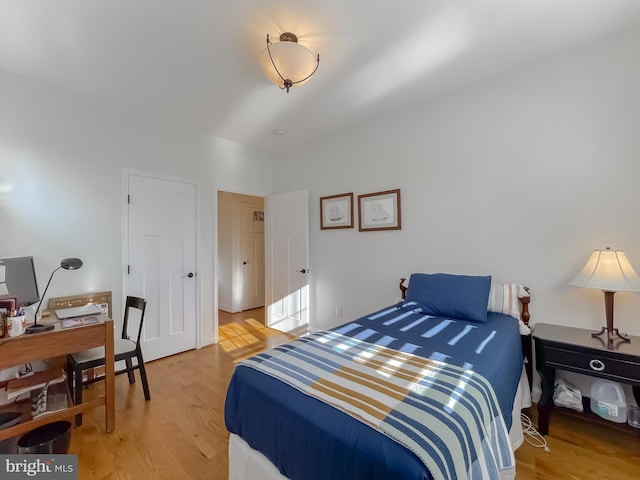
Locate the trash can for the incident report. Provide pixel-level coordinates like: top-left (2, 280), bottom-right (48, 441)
top-left (17, 421), bottom-right (72, 454)
top-left (0, 411), bottom-right (22, 454)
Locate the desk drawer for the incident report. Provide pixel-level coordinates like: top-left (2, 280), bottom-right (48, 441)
top-left (544, 347), bottom-right (640, 383)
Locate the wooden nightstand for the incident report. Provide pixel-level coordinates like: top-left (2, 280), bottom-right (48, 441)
top-left (533, 323), bottom-right (640, 435)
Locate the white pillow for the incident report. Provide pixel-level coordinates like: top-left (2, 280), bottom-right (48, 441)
top-left (488, 282), bottom-right (529, 321)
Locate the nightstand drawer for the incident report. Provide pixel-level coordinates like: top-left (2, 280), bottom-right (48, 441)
top-left (544, 346), bottom-right (640, 383)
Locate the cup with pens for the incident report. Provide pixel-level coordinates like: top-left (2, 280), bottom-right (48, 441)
top-left (6, 309), bottom-right (27, 337)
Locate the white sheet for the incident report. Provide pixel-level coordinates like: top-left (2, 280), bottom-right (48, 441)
top-left (228, 368), bottom-right (531, 480)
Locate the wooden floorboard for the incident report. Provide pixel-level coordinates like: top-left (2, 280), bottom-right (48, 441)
top-left (68, 309), bottom-right (640, 479)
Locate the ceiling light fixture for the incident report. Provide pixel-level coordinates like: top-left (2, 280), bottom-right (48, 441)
top-left (259, 33), bottom-right (319, 93)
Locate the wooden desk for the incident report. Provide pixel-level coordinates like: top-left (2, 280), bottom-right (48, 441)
top-left (0, 315), bottom-right (114, 441)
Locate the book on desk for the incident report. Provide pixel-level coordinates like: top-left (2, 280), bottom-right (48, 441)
top-left (55, 303), bottom-right (102, 320)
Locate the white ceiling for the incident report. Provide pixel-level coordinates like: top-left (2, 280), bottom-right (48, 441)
top-left (2, 0), bottom-right (640, 154)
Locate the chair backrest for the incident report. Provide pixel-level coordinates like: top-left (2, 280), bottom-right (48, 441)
top-left (122, 296), bottom-right (147, 347)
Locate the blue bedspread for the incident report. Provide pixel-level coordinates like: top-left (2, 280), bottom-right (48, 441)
top-left (225, 302), bottom-right (524, 480)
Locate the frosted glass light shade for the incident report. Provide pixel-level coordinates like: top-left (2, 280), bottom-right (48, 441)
top-left (260, 34), bottom-right (319, 91)
top-left (570, 248), bottom-right (640, 292)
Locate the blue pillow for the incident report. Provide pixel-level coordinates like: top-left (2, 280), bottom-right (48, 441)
top-left (405, 273), bottom-right (492, 322)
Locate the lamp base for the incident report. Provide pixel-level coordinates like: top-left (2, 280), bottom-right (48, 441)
top-left (591, 326), bottom-right (630, 343)
top-left (25, 323), bottom-right (55, 334)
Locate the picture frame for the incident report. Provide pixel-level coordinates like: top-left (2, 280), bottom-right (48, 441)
top-left (320, 192), bottom-right (354, 230)
top-left (358, 189), bottom-right (401, 231)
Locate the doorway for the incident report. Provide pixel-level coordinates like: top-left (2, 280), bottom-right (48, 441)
top-left (217, 191), bottom-right (265, 320)
top-left (216, 189), bottom-right (310, 335)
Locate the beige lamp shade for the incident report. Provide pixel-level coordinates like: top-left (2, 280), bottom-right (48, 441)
top-left (260, 33), bottom-right (319, 91)
top-left (569, 248), bottom-right (640, 292)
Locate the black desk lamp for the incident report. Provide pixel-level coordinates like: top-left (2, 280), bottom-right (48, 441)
top-left (26, 257), bottom-right (83, 334)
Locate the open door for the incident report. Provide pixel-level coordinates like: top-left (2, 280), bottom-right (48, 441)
top-left (265, 189), bottom-right (309, 331)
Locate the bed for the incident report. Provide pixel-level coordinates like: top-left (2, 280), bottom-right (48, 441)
top-left (225, 273), bottom-right (532, 480)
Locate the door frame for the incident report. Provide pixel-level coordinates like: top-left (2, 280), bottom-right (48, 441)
top-left (121, 168), bottom-right (202, 349)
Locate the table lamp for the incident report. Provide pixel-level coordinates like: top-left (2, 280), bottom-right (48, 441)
top-left (26, 257), bottom-right (83, 334)
top-left (569, 247), bottom-right (640, 342)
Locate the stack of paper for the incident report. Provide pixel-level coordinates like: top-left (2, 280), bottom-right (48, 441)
top-left (6, 368), bottom-right (66, 400)
top-left (31, 383), bottom-right (68, 419)
top-left (60, 315), bottom-right (100, 329)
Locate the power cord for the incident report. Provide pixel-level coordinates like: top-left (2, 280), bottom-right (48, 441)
top-left (521, 412), bottom-right (550, 452)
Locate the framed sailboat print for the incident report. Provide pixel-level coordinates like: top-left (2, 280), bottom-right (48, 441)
top-left (320, 192), bottom-right (354, 230)
top-left (358, 189), bottom-right (401, 231)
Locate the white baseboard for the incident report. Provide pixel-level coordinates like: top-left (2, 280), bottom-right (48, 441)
top-left (219, 303), bottom-right (239, 313)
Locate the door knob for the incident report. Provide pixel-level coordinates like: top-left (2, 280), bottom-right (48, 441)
top-left (184, 272), bottom-right (195, 278)
top-left (242, 261), bottom-right (247, 265)
top-left (297, 268), bottom-right (308, 274)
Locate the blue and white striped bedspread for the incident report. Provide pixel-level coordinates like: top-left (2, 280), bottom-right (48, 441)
top-left (239, 331), bottom-right (515, 480)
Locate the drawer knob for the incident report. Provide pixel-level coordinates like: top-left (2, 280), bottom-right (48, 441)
top-left (589, 359), bottom-right (605, 371)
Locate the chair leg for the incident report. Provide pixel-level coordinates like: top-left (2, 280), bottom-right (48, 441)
top-left (66, 358), bottom-right (74, 399)
top-left (125, 358), bottom-right (135, 384)
top-left (137, 353), bottom-right (151, 401)
top-left (74, 365), bottom-right (84, 426)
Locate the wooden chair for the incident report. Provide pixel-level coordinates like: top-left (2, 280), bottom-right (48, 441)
top-left (67, 296), bottom-right (150, 425)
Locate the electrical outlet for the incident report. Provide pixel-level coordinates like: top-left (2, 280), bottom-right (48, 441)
top-left (335, 305), bottom-right (343, 317)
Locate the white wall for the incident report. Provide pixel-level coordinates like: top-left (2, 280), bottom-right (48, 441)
top-left (0, 70), bottom-right (274, 347)
top-left (273, 25), bottom-right (640, 339)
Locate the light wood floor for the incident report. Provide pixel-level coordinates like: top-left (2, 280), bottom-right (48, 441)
top-left (70, 309), bottom-right (640, 479)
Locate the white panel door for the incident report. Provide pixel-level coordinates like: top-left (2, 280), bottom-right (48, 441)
top-left (240, 206), bottom-right (265, 311)
top-left (128, 174), bottom-right (197, 361)
top-left (265, 189), bottom-right (309, 328)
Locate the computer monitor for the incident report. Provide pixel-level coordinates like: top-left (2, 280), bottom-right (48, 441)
top-left (0, 256), bottom-right (41, 308)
